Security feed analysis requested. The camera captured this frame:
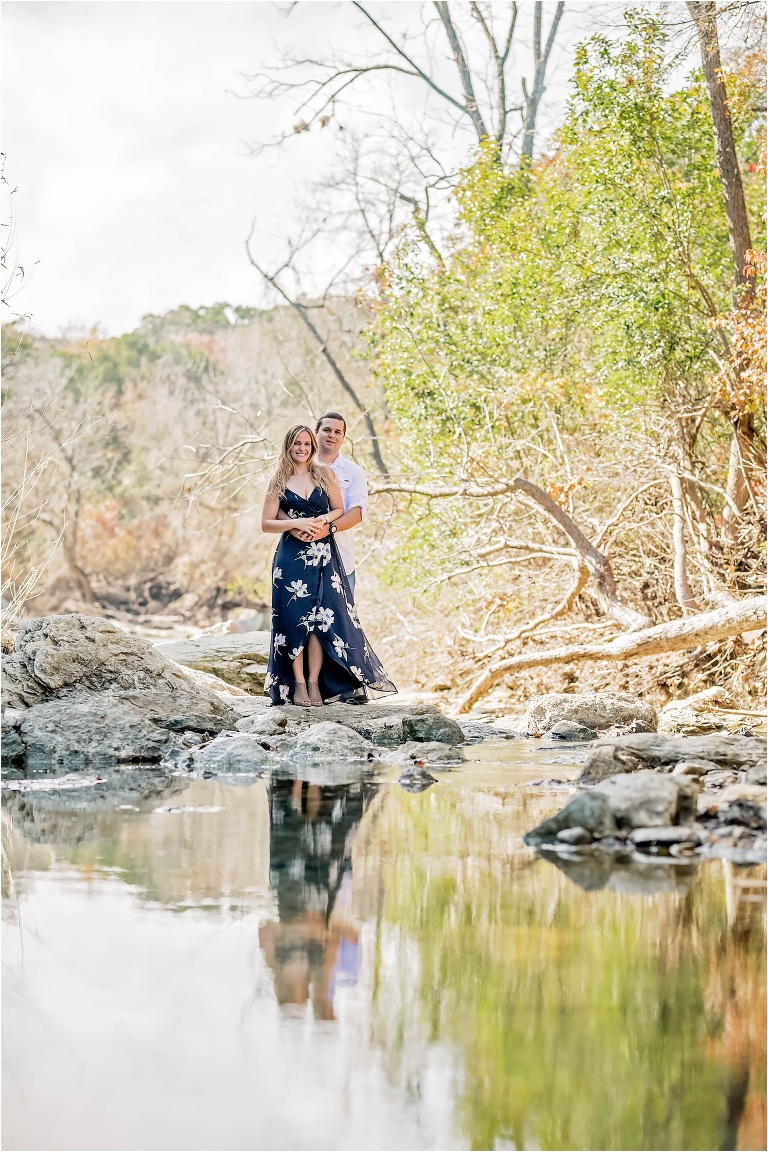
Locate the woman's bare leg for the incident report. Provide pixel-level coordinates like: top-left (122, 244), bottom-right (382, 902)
top-left (307, 634), bottom-right (324, 706)
top-left (292, 648), bottom-right (310, 706)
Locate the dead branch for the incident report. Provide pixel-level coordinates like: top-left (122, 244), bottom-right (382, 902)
top-left (245, 226), bottom-right (388, 476)
top-left (668, 469), bottom-right (701, 614)
top-left (457, 594), bottom-right (766, 712)
top-left (372, 474), bottom-right (649, 629)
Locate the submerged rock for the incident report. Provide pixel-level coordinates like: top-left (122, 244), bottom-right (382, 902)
top-left (521, 692), bottom-right (657, 737)
top-left (380, 741), bottom-right (464, 766)
top-left (556, 826), bottom-right (593, 845)
top-left (398, 766), bottom-right (437, 792)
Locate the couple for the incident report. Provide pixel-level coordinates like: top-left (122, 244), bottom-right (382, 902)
top-left (261, 412), bottom-right (396, 707)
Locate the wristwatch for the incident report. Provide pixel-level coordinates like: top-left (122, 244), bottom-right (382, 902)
top-left (329, 523), bottom-right (337, 535)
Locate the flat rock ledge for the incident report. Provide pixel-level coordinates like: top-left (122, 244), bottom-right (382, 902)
top-left (154, 633), bottom-right (270, 692)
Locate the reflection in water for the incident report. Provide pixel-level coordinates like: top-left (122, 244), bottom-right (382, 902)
top-left (259, 778), bottom-right (377, 1019)
top-left (1, 750), bottom-right (765, 1152)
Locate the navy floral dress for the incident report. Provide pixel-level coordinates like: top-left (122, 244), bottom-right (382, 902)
top-left (264, 486), bottom-right (397, 705)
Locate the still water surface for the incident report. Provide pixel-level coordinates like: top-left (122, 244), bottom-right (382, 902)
top-left (2, 742), bottom-right (765, 1151)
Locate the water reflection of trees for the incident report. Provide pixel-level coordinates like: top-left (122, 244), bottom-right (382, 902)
top-left (356, 786), bottom-right (766, 1151)
top-left (259, 778), bottom-right (378, 1020)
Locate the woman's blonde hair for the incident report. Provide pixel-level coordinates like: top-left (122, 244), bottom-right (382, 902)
top-left (267, 424), bottom-right (333, 499)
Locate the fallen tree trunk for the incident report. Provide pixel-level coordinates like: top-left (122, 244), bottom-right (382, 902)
top-left (457, 595), bottom-right (766, 713)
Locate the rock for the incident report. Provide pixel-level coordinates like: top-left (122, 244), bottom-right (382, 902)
top-left (234, 712), bottom-right (288, 737)
top-left (672, 758), bottom-right (719, 777)
top-left (1, 715), bottom-right (25, 767)
top-left (556, 826), bottom-right (593, 845)
top-left (594, 771), bottom-right (698, 829)
top-left (747, 763), bottom-right (768, 785)
top-left (523, 791), bottom-right (617, 845)
top-left (380, 741), bottom-right (464, 766)
top-left (154, 632), bottom-right (271, 692)
top-left (272, 702), bottom-right (465, 747)
top-left (717, 800), bottom-right (767, 832)
top-left (289, 721), bottom-right (375, 761)
top-left (458, 719), bottom-right (510, 743)
top-left (719, 783), bottom-right (767, 806)
top-left (190, 733), bottom-right (275, 776)
top-left (398, 766), bottom-right (437, 792)
top-left (193, 620), bottom-right (242, 636)
top-left (1, 615), bottom-right (236, 733)
top-left (168, 661), bottom-right (248, 698)
top-left (521, 692), bottom-right (657, 736)
top-left (579, 733), bottom-right (766, 783)
top-left (489, 716), bottom-right (525, 736)
top-left (658, 687), bottom-right (731, 735)
top-left (702, 770), bottom-right (740, 789)
top-left (546, 721), bottom-right (597, 742)
top-left (629, 826), bottom-right (703, 846)
top-left (12, 698), bottom-right (174, 770)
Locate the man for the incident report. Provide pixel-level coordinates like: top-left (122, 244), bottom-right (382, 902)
top-left (278, 411), bottom-right (367, 599)
top-left (312, 412), bottom-right (367, 600)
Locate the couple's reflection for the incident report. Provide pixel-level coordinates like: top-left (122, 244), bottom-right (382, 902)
top-left (259, 777), bottom-right (378, 1020)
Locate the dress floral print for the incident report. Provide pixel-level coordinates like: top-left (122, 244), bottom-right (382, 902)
top-left (265, 486), bottom-right (397, 705)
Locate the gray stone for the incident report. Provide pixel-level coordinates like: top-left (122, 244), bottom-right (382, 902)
top-left (547, 721), bottom-right (597, 742)
top-left (154, 631), bottom-right (271, 692)
top-left (524, 791), bottom-right (617, 845)
top-left (629, 826), bottom-right (703, 846)
top-left (718, 783), bottom-right (767, 805)
top-left (556, 826), bottom-right (593, 845)
top-left (594, 771), bottom-right (697, 829)
top-left (234, 711), bottom-right (288, 737)
top-left (272, 702), bottom-right (465, 747)
top-left (702, 769), bottom-right (740, 788)
top-left (458, 720), bottom-right (510, 743)
top-left (747, 763), bottom-right (768, 785)
top-left (489, 716), bottom-right (525, 736)
top-left (289, 721), bottom-right (375, 761)
top-left (717, 800), bottom-right (767, 832)
top-left (671, 759), bottom-right (719, 778)
top-left (380, 741), bottom-right (464, 766)
top-left (580, 733), bottom-right (766, 783)
top-left (1, 615), bottom-right (236, 735)
top-left (1, 718), bottom-right (25, 766)
top-left (13, 698), bottom-right (174, 770)
top-left (191, 733), bottom-right (275, 776)
top-left (522, 692), bottom-right (657, 736)
top-left (398, 766), bottom-right (437, 792)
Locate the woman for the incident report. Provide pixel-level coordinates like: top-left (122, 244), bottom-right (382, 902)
top-left (261, 424), bottom-right (396, 707)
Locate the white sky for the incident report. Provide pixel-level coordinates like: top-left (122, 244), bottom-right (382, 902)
top-left (2, 1), bottom-right (684, 338)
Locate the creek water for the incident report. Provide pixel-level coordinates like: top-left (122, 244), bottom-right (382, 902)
top-left (2, 740), bottom-right (765, 1151)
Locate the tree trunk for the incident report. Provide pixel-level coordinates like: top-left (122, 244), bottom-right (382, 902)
top-left (668, 470), bottom-right (700, 613)
top-left (457, 595), bottom-right (766, 712)
top-left (722, 410), bottom-right (757, 543)
top-left (687, 1), bottom-right (752, 286)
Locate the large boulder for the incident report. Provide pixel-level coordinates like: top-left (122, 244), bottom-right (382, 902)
top-left (521, 692), bottom-right (657, 736)
top-left (154, 632), bottom-right (271, 692)
top-left (3, 615), bottom-right (236, 728)
top-left (580, 733), bottom-right (766, 783)
top-left (1, 615), bottom-right (238, 770)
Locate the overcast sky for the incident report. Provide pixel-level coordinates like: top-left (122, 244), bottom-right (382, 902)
top-left (2, 1), bottom-right (670, 338)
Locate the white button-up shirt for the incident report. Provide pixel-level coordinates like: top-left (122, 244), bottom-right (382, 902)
top-left (328, 453), bottom-right (367, 575)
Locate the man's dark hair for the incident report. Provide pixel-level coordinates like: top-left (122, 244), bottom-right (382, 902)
top-left (315, 412), bottom-right (346, 434)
